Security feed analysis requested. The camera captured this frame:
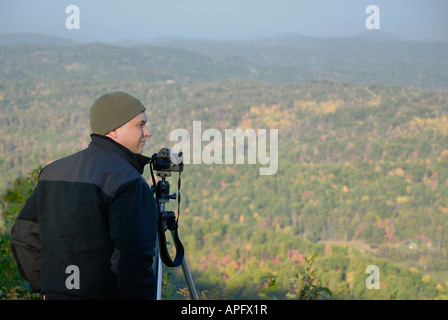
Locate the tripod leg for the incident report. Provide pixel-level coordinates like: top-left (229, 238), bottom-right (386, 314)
top-left (167, 229), bottom-right (199, 300)
top-left (155, 239), bottom-right (163, 300)
top-left (181, 254), bottom-right (199, 300)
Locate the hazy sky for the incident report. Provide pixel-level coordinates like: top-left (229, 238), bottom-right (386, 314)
top-left (1, 0), bottom-right (447, 42)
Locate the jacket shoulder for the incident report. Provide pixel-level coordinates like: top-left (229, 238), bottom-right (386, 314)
top-left (39, 146), bottom-right (146, 197)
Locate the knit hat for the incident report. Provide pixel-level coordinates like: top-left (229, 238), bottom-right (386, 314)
top-left (90, 91), bottom-right (146, 135)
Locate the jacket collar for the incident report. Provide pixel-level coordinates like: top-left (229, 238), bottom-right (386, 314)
top-left (89, 134), bottom-right (151, 174)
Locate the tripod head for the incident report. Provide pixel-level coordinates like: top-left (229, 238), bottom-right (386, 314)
top-left (152, 176), bottom-right (178, 231)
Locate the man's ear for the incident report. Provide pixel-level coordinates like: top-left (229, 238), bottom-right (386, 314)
top-left (105, 128), bottom-right (119, 140)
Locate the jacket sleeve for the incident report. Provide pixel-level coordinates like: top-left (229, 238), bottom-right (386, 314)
top-left (10, 188), bottom-right (42, 293)
top-left (108, 179), bottom-right (158, 300)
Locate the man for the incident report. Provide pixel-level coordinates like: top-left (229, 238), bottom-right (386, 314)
top-left (10, 91), bottom-right (157, 299)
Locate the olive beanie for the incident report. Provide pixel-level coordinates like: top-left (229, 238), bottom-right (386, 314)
top-left (90, 91), bottom-right (146, 135)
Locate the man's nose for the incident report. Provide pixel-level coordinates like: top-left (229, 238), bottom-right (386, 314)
top-left (144, 127), bottom-right (151, 137)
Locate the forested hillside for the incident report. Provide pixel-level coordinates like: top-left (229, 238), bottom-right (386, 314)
top-left (1, 36), bottom-right (448, 299)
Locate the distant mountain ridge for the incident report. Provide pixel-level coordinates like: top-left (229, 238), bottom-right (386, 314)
top-left (1, 30), bottom-right (442, 47)
top-left (1, 32), bottom-right (447, 90)
top-left (0, 33), bottom-right (78, 46)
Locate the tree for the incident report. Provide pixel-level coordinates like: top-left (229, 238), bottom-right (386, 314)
top-left (259, 252), bottom-right (332, 300)
top-left (286, 252), bottom-right (332, 300)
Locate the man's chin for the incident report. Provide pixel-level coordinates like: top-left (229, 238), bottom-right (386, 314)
top-left (135, 146), bottom-right (145, 154)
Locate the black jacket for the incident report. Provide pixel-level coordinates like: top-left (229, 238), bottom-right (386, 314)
top-left (10, 134), bottom-right (158, 299)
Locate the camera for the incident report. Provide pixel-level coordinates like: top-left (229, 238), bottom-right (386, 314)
top-left (151, 148), bottom-right (183, 173)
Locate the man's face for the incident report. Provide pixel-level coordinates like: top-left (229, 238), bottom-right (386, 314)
top-left (112, 112), bottom-right (151, 154)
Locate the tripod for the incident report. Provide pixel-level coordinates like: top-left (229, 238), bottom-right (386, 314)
top-left (152, 173), bottom-right (199, 300)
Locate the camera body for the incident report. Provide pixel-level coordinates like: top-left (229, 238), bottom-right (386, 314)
top-left (151, 148), bottom-right (183, 173)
